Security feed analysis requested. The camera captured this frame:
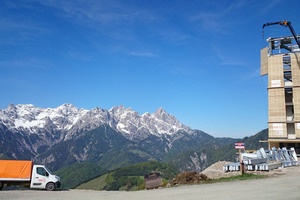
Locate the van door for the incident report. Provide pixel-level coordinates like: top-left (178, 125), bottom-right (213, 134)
top-left (30, 166), bottom-right (50, 189)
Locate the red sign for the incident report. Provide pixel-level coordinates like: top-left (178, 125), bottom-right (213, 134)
top-left (235, 143), bottom-right (245, 149)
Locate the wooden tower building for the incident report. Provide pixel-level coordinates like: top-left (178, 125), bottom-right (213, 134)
top-left (261, 35), bottom-right (300, 154)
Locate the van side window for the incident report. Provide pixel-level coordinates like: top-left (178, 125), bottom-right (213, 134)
top-left (37, 167), bottom-right (48, 176)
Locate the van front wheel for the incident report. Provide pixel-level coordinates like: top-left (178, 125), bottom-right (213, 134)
top-left (46, 183), bottom-right (55, 191)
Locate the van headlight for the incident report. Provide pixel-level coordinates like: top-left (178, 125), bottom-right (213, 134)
top-left (55, 176), bottom-right (61, 181)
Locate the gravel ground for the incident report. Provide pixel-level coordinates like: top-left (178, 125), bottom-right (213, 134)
top-left (1, 164), bottom-right (300, 200)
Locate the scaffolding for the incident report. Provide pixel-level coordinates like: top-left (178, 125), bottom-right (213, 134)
top-left (267, 35), bottom-right (300, 56)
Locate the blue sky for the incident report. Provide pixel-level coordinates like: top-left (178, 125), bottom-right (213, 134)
top-left (1, 0), bottom-right (300, 138)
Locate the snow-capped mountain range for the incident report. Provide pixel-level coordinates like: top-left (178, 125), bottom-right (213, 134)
top-left (0, 103), bottom-right (191, 141)
top-left (1, 103), bottom-right (215, 171)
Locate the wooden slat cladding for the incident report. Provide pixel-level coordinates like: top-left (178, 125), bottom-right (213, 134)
top-left (268, 88), bottom-right (286, 122)
top-left (268, 56), bottom-right (284, 88)
top-left (261, 47), bottom-right (268, 76)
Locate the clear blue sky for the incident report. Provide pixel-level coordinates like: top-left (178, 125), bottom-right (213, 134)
top-left (1, 0), bottom-right (300, 138)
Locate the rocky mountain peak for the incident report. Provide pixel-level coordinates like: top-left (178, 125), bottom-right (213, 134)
top-left (59, 103), bottom-right (76, 108)
top-left (109, 105), bottom-right (133, 114)
top-left (154, 107), bottom-right (166, 114)
top-left (89, 107), bottom-right (108, 115)
top-left (55, 103), bottom-right (81, 116)
top-left (154, 107), bottom-right (169, 118)
top-left (153, 107), bottom-right (180, 125)
top-left (7, 103), bottom-right (17, 111)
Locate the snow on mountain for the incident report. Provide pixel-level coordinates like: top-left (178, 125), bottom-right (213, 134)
top-left (0, 103), bottom-right (88, 134)
top-left (0, 103), bottom-right (192, 141)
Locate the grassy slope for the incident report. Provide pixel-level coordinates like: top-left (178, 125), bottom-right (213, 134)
top-left (75, 161), bottom-right (179, 191)
top-left (54, 162), bottom-right (107, 189)
top-left (77, 174), bottom-right (108, 190)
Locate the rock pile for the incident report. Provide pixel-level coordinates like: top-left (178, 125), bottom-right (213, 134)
top-left (201, 161), bottom-right (239, 179)
top-left (170, 171), bottom-right (210, 186)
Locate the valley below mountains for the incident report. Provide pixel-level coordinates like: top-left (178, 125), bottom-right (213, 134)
top-left (0, 103), bottom-right (267, 173)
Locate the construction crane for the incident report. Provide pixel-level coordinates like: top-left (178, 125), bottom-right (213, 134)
top-left (262, 20), bottom-right (300, 49)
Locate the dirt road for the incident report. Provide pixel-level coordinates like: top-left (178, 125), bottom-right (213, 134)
top-left (1, 165), bottom-right (300, 200)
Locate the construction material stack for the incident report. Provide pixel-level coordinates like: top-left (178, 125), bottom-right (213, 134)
top-left (223, 147), bottom-right (298, 172)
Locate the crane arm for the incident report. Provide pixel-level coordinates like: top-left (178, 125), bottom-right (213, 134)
top-left (262, 21), bottom-right (288, 29)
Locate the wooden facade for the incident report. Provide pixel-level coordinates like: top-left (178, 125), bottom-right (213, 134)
top-left (268, 89), bottom-right (286, 123)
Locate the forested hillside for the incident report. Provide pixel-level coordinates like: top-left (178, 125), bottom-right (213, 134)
top-left (76, 161), bottom-right (179, 191)
top-left (169, 129), bottom-right (268, 172)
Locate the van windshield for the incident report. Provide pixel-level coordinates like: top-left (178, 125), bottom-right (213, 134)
top-left (44, 166), bottom-right (53, 175)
